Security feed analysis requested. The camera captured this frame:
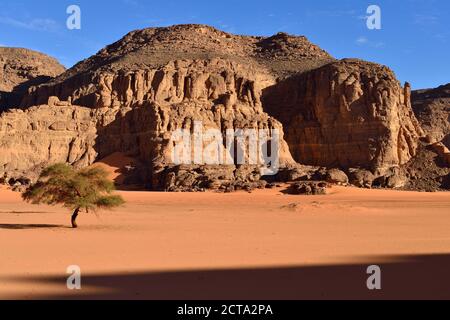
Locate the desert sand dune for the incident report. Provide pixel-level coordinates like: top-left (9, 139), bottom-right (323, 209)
top-left (1, 185), bottom-right (450, 299)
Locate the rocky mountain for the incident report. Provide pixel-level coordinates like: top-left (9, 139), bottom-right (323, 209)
top-left (0, 47), bottom-right (65, 111)
top-left (398, 83), bottom-right (450, 191)
top-left (412, 83), bottom-right (450, 146)
top-left (20, 25), bottom-right (333, 108)
top-left (0, 24), bottom-right (448, 191)
top-left (263, 59), bottom-right (423, 173)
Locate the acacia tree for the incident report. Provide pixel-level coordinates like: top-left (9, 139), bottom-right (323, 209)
top-left (22, 163), bottom-right (125, 228)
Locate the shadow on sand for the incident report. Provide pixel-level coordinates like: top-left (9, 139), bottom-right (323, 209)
top-left (9, 253), bottom-right (450, 299)
top-left (0, 211), bottom-right (53, 214)
top-left (0, 224), bottom-right (66, 230)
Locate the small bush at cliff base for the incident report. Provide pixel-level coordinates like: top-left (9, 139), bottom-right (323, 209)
top-left (22, 163), bottom-right (125, 228)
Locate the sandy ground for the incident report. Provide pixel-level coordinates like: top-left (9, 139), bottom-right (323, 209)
top-left (1, 183), bottom-right (450, 299)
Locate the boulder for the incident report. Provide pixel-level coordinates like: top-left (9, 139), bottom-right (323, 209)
top-left (348, 169), bottom-right (375, 188)
top-left (289, 181), bottom-right (329, 195)
top-left (326, 169), bottom-right (349, 185)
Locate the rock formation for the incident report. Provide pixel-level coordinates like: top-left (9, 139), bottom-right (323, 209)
top-left (0, 24), bottom-right (447, 191)
top-left (412, 83), bottom-right (450, 147)
top-left (397, 83), bottom-right (450, 191)
top-left (20, 25), bottom-right (333, 108)
top-left (0, 47), bottom-right (65, 111)
top-left (11, 25), bottom-right (331, 190)
top-left (263, 59), bottom-right (424, 173)
top-left (0, 102), bottom-right (99, 182)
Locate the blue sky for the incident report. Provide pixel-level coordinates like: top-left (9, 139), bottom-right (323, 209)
top-left (0, 0), bottom-right (448, 89)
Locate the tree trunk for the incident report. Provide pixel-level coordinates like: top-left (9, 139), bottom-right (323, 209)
top-left (71, 208), bottom-right (80, 228)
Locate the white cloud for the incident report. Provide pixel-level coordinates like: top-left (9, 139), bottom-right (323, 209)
top-left (356, 36), bottom-right (368, 45)
top-left (414, 14), bottom-right (439, 25)
top-left (309, 9), bottom-right (357, 18)
top-left (372, 42), bottom-right (385, 48)
top-left (356, 36), bottom-right (385, 48)
top-left (0, 16), bottom-right (59, 32)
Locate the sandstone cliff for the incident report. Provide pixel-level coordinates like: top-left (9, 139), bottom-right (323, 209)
top-left (0, 103), bottom-right (97, 183)
top-left (11, 25), bottom-right (331, 190)
top-left (405, 83), bottom-right (450, 186)
top-left (21, 25), bottom-right (333, 108)
top-left (412, 83), bottom-right (450, 147)
top-left (1, 56), bottom-right (296, 190)
top-left (263, 59), bottom-right (424, 173)
top-left (0, 47), bottom-right (65, 92)
top-left (0, 25), bottom-right (444, 191)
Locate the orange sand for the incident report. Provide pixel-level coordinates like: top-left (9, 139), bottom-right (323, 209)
top-left (1, 184), bottom-right (450, 299)
top-left (92, 152), bottom-right (137, 185)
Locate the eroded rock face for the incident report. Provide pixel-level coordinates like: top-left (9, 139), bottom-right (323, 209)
top-left (0, 47), bottom-right (65, 110)
top-left (20, 24), bottom-right (333, 108)
top-left (412, 83), bottom-right (450, 147)
top-left (0, 25), bottom-right (439, 191)
top-left (399, 142), bottom-right (450, 191)
top-left (11, 55), bottom-right (296, 189)
top-left (94, 99), bottom-right (294, 189)
top-left (0, 104), bottom-right (99, 182)
top-left (0, 47), bottom-right (65, 92)
top-left (1, 65), bottom-right (295, 190)
top-left (23, 59), bottom-right (276, 110)
top-left (263, 59), bottom-right (424, 173)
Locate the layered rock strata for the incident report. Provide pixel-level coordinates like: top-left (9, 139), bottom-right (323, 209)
top-left (263, 59), bottom-right (424, 173)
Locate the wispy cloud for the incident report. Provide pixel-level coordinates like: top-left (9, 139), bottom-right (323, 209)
top-left (414, 14), bottom-right (439, 25)
top-left (357, 15), bottom-right (369, 21)
top-left (356, 36), bottom-right (385, 48)
top-left (0, 16), bottom-right (60, 32)
top-left (356, 36), bottom-right (368, 45)
top-left (308, 9), bottom-right (357, 18)
top-left (433, 33), bottom-right (448, 43)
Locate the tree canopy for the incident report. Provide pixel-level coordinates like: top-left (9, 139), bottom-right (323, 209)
top-left (22, 163), bottom-right (125, 228)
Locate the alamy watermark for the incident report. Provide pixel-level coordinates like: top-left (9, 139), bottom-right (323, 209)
top-left (170, 121), bottom-right (280, 176)
top-left (366, 265), bottom-right (382, 290)
top-left (66, 5), bottom-right (81, 30)
top-left (66, 265), bottom-right (81, 290)
top-left (366, 5), bottom-right (381, 30)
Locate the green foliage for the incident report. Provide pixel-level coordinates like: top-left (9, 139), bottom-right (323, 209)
top-left (22, 163), bottom-right (125, 212)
